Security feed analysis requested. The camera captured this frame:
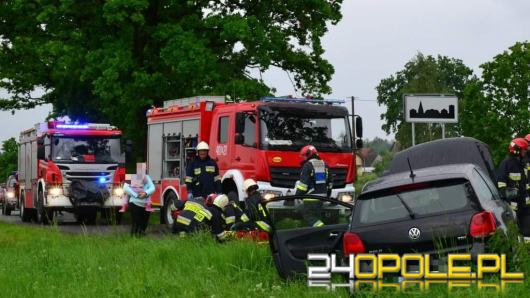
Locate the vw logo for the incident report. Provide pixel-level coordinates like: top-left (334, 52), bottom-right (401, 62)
top-left (408, 227), bottom-right (421, 240)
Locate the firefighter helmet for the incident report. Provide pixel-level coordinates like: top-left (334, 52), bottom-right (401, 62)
top-left (299, 145), bottom-right (318, 159)
top-left (508, 138), bottom-right (528, 156)
top-left (243, 179), bottom-right (258, 192)
top-left (205, 193), bottom-right (217, 206)
top-left (213, 194), bottom-right (229, 209)
top-left (196, 141), bottom-right (209, 151)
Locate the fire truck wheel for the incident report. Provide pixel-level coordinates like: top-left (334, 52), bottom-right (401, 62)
top-left (20, 193), bottom-right (33, 222)
top-left (37, 190), bottom-right (54, 225)
top-left (162, 191), bottom-right (178, 228)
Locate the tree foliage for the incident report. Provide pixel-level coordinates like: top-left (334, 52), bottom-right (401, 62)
top-left (461, 41), bottom-right (530, 164)
top-left (0, 138), bottom-right (18, 182)
top-left (0, 0), bottom-right (343, 159)
top-left (376, 53), bottom-right (475, 148)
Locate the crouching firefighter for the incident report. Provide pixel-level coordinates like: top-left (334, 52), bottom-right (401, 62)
top-left (231, 179), bottom-right (272, 233)
top-left (172, 194), bottom-right (233, 241)
top-left (293, 145), bottom-right (331, 228)
top-left (496, 138), bottom-right (530, 212)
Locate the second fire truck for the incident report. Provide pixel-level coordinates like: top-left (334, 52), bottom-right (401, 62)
top-left (145, 96), bottom-right (363, 226)
top-left (18, 121), bottom-right (126, 224)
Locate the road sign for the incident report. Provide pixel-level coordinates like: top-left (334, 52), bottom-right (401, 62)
top-left (404, 95), bottom-right (458, 123)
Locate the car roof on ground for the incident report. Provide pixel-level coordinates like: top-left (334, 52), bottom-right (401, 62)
top-left (384, 137), bottom-right (497, 183)
top-left (361, 163), bottom-right (477, 195)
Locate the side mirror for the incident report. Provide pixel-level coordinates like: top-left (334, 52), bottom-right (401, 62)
top-left (235, 134), bottom-right (244, 145)
top-left (355, 116), bottom-right (363, 138)
top-left (355, 139), bottom-right (363, 149)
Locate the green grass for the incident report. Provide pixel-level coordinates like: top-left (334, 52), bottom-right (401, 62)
top-left (0, 222), bottom-right (529, 297)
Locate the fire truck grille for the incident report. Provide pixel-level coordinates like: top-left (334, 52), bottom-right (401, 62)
top-left (64, 171), bottom-right (113, 182)
top-left (270, 167), bottom-right (347, 189)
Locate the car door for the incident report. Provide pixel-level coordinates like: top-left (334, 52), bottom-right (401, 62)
top-left (264, 195), bottom-right (354, 279)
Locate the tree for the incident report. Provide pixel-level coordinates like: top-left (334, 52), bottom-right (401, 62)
top-left (0, 138), bottom-right (18, 182)
top-left (461, 41), bottom-right (530, 164)
top-left (0, 0), bottom-right (343, 160)
top-left (376, 53), bottom-right (475, 148)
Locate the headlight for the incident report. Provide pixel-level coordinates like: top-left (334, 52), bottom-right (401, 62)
top-left (338, 192), bottom-right (354, 203)
top-left (6, 191), bottom-right (15, 199)
top-left (113, 187), bottom-right (124, 197)
top-left (49, 187), bottom-right (62, 197)
top-left (260, 190), bottom-right (283, 201)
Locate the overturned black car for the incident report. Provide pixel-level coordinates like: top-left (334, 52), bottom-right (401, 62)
top-left (265, 137), bottom-right (515, 279)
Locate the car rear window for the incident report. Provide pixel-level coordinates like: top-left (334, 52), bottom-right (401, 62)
top-left (356, 179), bottom-right (472, 225)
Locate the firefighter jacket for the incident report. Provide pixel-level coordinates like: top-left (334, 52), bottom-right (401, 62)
top-left (173, 200), bottom-right (228, 241)
top-left (243, 192), bottom-right (271, 233)
top-left (294, 156), bottom-right (331, 196)
top-left (185, 156), bottom-right (222, 198)
top-left (496, 155), bottom-right (529, 206)
top-left (224, 201), bottom-right (247, 229)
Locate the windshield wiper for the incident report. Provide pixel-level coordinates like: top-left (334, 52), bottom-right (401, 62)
top-left (395, 193), bottom-right (416, 219)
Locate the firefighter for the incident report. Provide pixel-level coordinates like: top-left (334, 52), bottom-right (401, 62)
top-left (224, 192), bottom-right (246, 230)
top-left (525, 134), bottom-right (530, 176)
top-left (239, 179), bottom-right (272, 233)
top-left (293, 145), bottom-right (332, 227)
top-left (185, 141), bottom-right (222, 199)
top-left (172, 194), bottom-right (232, 241)
top-left (496, 138), bottom-right (529, 211)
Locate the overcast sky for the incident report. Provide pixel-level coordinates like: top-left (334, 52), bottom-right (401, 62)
top-left (1, 0), bottom-right (529, 143)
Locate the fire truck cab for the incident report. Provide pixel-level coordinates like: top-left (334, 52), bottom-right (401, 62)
top-left (146, 96), bottom-right (362, 226)
top-left (18, 121), bottom-right (126, 224)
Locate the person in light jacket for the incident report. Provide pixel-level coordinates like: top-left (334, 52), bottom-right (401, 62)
top-left (124, 163), bottom-right (155, 236)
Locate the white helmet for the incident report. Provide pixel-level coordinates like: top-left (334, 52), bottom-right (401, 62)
top-left (243, 179), bottom-right (258, 192)
top-left (213, 194), bottom-right (229, 209)
top-left (196, 141), bottom-right (209, 151)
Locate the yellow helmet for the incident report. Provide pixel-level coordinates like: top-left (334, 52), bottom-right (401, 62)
top-left (196, 141), bottom-right (209, 151)
top-left (243, 179), bottom-right (258, 192)
top-left (213, 194), bottom-right (229, 209)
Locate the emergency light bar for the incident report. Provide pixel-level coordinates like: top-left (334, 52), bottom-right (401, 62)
top-left (56, 124), bottom-right (89, 129)
top-left (260, 97), bottom-right (345, 105)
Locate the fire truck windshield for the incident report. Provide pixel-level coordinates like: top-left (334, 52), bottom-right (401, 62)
top-left (259, 109), bottom-right (352, 152)
top-left (51, 136), bottom-right (123, 164)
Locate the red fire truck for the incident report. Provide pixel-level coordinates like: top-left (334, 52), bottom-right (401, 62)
top-left (17, 121), bottom-right (126, 224)
top-left (146, 96), bottom-right (363, 226)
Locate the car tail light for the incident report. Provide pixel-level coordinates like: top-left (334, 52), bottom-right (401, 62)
top-left (470, 211), bottom-right (497, 238)
top-left (343, 231), bottom-right (365, 255)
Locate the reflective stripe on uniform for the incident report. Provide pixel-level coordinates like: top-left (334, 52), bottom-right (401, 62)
top-left (295, 181), bottom-right (308, 191)
top-left (176, 216), bottom-right (191, 226)
top-left (214, 175), bottom-right (222, 182)
top-left (217, 231), bottom-right (228, 240)
top-left (194, 168), bottom-right (201, 175)
top-left (206, 166), bottom-right (215, 173)
top-left (312, 220), bottom-right (325, 227)
top-left (258, 205), bottom-right (267, 218)
top-left (225, 216), bottom-right (236, 224)
top-left (240, 213), bottom-right (250, 222)
top-left (498, 182), bottom-right (507, 188)
top-left (183, 201), bottom-right (212, 221)
top-left (256, 221), bottom-right (272, 232)
top-left (185, 176), bottom-right (193, 183)
top-left (509, 173), bottom-right (521, 181)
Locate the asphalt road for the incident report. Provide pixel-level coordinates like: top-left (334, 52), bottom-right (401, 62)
top-left (0, 210), bottom-right (169, 236)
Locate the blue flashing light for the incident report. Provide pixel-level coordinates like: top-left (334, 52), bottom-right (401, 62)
top-left (98, 177), bottom-right (107, 184)
top-left (56, 124), bottom-right (89, 129)
top-left (260, 97), bottom-right (345, 105)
